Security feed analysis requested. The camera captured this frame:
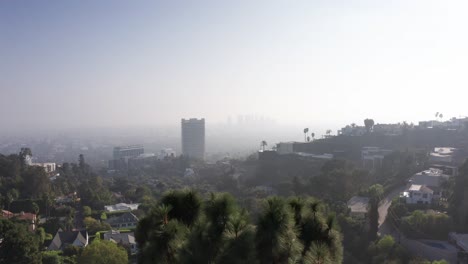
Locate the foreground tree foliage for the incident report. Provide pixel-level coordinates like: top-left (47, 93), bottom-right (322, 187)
top-left (0, 219), bottom-right (42, 264)
top-left (136, 190), bottom-right (343, 264)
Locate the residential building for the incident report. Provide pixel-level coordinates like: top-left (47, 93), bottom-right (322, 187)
top-left (48, 229), bottom-right (88, 251)
top-left (104, 203), bottom-right (140, 213)
top-left (113, 145), bottom-right (145, 160)
top-left (181, 118), bottom-right (205, 159)
top-left (159, 148), bottom-right (176, 159)
top-left (276, 142), bottom-right (295, 155)
top-left (296, 152), bottom-right (334, 160)
top-left (338, 125), bottom-right (366, 136)
top-left (103, 230), bottom-right (138, 254)
top-left (429, 147), bottom-right (457, 164)
top-left (1, 210), bottom-right (37, 231)
top-left (373, 123), bottom-right (403, 136)
top-left (106, 212), bottom-right (139, 229)
top-left (347, 196), bottom-right (370, 218)
top-left (32, 162), bottom-right (56, 173)
top-left (409, 168), bottom-right (450, 188)
top-left (361, 147), bottom-right (393, 170)
top-left (431, 164), bottom-right (459, 177)
top-left (449, 232), bottom-right (468, 263)
top-left (109, 145), bottom-right (145, 170)
top-left (402, 184), bottom-right (434, 204)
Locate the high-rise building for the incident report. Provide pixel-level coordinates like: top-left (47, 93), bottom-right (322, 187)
top-left (181, 118), bottom-right (205, 159)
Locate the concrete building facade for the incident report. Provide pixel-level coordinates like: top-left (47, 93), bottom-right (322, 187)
top-left (181, 118), bottom-right (205, 159)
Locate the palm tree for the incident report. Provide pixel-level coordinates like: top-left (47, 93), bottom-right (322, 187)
top-left (307, 136), bottom-right (311, 142)
top-left (311, 132), bottom-right (315, 141)
top-left (260, 140), bottom-right (268, 151)
top-left (303, 128), bottom-right (309, 142)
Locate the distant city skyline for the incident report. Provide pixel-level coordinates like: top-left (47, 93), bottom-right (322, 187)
top-left (2, 0), bottom-right (468, 130)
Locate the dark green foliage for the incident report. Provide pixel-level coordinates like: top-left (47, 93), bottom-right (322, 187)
top-left (309, 160), bottom-right (371, 202)
top-left (0, 151), bottom-right (51, 203)
top-left (255, 197), bottom-right (303, 264)
top-left (367, 235), bottom-right (409, 264)
top-left (133, 191), bottom-right (343, 264)
top-left (0, 219), bottom-right (42, 264)
top-left (42, 251), bottom-right (62, 264)
top-left (180, 193), bottom-right (240, 263)
top-left (368, 198), bottom-right (379, 241)
top-left (136, 204), bottom-right (188, 264)
top-left (160, 189), bottom-right (202, 227)
top-left (450, 159), bottom-right (468, 229)
top-left (400, 210), bottom-right (453, 240)
top-left (78, 240), bottom-right (128, 264)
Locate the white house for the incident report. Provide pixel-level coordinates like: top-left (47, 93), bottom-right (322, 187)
top-left (402, 184), bottom-right (434, 204)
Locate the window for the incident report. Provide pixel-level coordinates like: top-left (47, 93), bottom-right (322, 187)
top-left (423, 194), bottom-right (428, 198)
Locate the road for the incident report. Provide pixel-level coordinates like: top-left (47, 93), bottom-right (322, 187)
top-left (378, 184), bottom-right (408, 237)
top-left (378, 184), bottom-right (408, 227)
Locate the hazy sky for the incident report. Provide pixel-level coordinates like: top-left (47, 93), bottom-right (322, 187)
top-left (2, 0), bottom-right (468, 131)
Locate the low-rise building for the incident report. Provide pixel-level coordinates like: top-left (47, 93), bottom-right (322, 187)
top-left (430, 164), bottom-right (459, 177)
top-left (103, 230), bottom-right (138, 254)
top-left (338, 125), bottom-right (366, 136)
top-left (106, 212), bottom-right (139, 229)
top-left (409, 168), bottom-right (450, 188)
top-left (347, 196), bottom-right (370, 218)
top-left (48, 229), bottom-right (88, 251)
top-left (429, 147), bottom-right (457, 164)
top-left (32, 162), bottom-right (56, 173)
top-left (159, 148), bottom-right (176, 159)
top-left (276, 142), bottom-right (296, 155)
top-left (104, 203), bottom-right (140, 213)
top-left (361, 147), bottom-right (393, 170)
top-left (373, 123), bottom-right (403, 136)
top-left (402, 184), bottom-right (434, 204)
top-left (1, 210), bottom-right (37, 231)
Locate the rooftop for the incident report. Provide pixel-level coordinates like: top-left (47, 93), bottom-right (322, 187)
top-left (104, 203), bottom-right (140, 212)
top-left (414, 168), bottom-right (447, 177)
top-left (449, 232), bottom-right (468, 251)
top-left (408, 184), bottom-right (434, 193)
top-left (347, 196), bottom-right (370, 214)
top-left (433, 147), bottom-right (456, 155)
